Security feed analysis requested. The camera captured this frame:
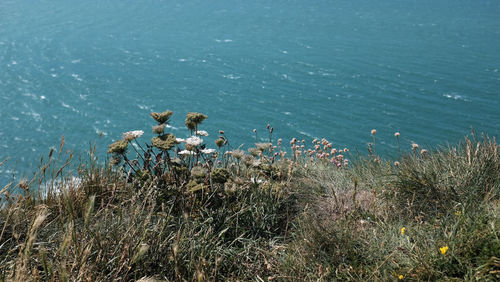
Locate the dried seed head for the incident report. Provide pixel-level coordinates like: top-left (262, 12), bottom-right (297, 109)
top-left (231, 149), bottom-right (245, 159)
top-left (151, 134), bottom-right (177, 151)
top-left (152, 124), bottom-right (166, 135)
top-left (150, 110), bottom-right (173, 124)
top-left (255, 142), bottom-right (272, 152)
top-left (185, 112), bottom-right (207, 130)
top-left (108, 140), bottom-right (128, 154)
top-left (248, 147), bottom-right (260, 157)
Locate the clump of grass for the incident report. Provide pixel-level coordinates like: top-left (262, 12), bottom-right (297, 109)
top-left (390, 132), bottom-right (499, 218)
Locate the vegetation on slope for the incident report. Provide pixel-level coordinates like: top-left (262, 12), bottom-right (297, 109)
top-left (0, 110), bottom-right (498, 281)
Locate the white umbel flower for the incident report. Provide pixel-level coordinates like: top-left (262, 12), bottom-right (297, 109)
top-left (186, 136), bottom-right (203, 146)
top-left (201, 148), bottom-right (216, 154)
top-left (122, 130), bottom-right (144, 141)
top-left (179, 150), bottom-right (195, 155)
top-left (196, 130), bottom-right (209, 136)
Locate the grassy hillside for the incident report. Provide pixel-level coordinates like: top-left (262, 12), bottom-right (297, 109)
top-left (0, 111), bottom-right (498, 281)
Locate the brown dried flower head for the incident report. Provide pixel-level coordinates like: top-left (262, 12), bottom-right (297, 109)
top-left (108, 140), bottom-right (128, 154)
top-left (150, 110), bottom-right (173, 124)
top-left (151, 133), bottom-right (177, 151)
top-left (255, 142), bottom-right (272, 152)
top-left (231, 149), bottom-right (245, 159)
top-left (185, 112), bottom-right (207, 131)
top-left (152, 124), bottom-right (166, 135)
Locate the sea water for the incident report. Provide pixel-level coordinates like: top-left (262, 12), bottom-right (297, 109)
top-left (1, 0), bottom-right (499, 184)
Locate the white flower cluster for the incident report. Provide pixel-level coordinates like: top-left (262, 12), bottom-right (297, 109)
top-left (196, 130), bottom-right (209, 136)
top-left (179, 150), bottom-right (195, 155)
top-left (186, 136), bottom-right (203, 146)
top-left (201, 148), bottom-right (216, 154)
top-left (122, 130), bottom-right (144, 141)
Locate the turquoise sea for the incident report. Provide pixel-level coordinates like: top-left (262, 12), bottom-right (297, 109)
top-left (1, 0), bottom-right (499, 183)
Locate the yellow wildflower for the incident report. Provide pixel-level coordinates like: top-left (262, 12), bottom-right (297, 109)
top-left (400, 227), bottom-right (406, 235)
top-left (398, 274), bottom-right (404, 280)
top-left (440, 246), bottom-right (449, 255)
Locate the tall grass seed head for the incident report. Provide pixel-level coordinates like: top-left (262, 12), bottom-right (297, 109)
top-left (150, 110), bottom-right (173, 124)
